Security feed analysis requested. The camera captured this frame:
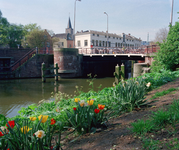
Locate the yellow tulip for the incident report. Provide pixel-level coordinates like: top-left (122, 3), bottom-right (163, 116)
top-left (74, 98), bottom-right (80, 102)
top-left (21, 126), bottom-right (32, 134)
top-left (29, 117), bottom-right (37, 121)
top-left (38, 115), bottom-right (48, 123)
top-left (87, 99), bottom-right (94, 106)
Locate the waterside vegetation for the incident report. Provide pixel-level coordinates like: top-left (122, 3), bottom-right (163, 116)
top-left (1, 69), bottom-right (179, 149)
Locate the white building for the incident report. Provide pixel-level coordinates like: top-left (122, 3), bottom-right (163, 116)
top-left (75, 30), bottom-right (142, 51)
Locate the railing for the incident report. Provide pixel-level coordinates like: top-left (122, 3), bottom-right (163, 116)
top-left (78, 47), bottom-right (146, 54)
top-left (10, 48), bottom-right (36, 71)
top-left (144, 45), bottom-right (160, 53)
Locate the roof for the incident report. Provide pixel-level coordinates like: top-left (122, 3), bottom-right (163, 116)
top-left (67, 17), bottom-right (72, 29)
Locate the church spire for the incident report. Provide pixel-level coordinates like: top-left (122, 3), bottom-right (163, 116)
top-left (67, 17), bottom-right (72, 29)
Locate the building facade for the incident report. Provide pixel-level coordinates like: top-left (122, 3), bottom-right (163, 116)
top-left (53, 17), bottom-right (74, 48)
top-left (75, 30), bottom-right (141, 50)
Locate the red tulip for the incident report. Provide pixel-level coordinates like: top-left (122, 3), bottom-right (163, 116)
top-left (94, 108), bottom-right (100, 114)
top-left (50, 118), bottom-right (56, 125)
top-left (6, 120), bottom-right (15, 129)
top-left (73, 107), bottom-right (77, 111)
top-left (0, 131), bottom-right (4, 137)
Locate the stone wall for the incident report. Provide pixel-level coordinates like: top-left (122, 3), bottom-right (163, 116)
top-left (14, 54), bottom-right (54, 78)
top-left (0, 48), bottom-right (32, 63)
top-left (53, 48), bottom-right (82, 78)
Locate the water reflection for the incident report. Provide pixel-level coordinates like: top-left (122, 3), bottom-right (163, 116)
top-left (0, 78), bottom-right (114, 118)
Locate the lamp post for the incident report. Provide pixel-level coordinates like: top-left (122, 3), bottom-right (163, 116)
top-left (74, 0), bottom-right (81, 48)
top-left (104, 12), bottom-right (108, 49)
top-left (170, 0), bottom-right (174, 26)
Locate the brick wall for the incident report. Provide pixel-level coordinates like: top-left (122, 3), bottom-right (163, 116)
top-left (14, 54), bottom-right (54, 78)
top-left (0, 48), bottom-right (32, 63)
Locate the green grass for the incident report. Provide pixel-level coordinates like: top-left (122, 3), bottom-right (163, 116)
top-left (130, 99), bottom-right (179, 149)
top-left (150, 87), bottom-right (177, 100)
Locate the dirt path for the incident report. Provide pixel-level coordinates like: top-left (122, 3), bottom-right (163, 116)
top-left (62, 78), bottom-right (179, 150)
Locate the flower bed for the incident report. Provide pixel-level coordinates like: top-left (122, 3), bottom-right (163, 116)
top-left (1, 70), bottom-right (179, 149)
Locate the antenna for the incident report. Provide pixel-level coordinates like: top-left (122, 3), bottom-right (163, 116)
top-left (147, 32), bottom-right (149, 45)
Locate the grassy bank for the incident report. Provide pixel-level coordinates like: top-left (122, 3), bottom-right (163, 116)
top-left (1, 69), bottom-right (179, 149)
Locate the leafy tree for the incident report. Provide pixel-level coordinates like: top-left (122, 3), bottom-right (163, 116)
top-left (21, 23), bottom-right (41, 48)
top-left (151, 22), bottom-right (179, 72)
top-left (7, 24), bottom-right (24, 48)
top-left (25, 29), bottom-right (51, 49)
top-left (0, 10), bottom-right (9, 46)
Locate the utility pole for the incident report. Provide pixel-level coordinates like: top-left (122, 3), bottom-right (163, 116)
top-left (170, 0), bottom-right (174, 26)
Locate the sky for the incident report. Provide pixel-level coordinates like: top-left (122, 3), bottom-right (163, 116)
top-left (0, 0), bottom-right (178, 41)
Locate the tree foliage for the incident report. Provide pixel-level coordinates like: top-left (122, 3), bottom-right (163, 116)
top-left (7, 24), bottom-right (24, 48)
top-left (0, 10), bottom-right (56, 49)
top-left (24, 29), bottom-right (52, 49)
top-left (0, 10), bottom-right (10, 45)
top-left (151, 22), bottom-right (179, 72)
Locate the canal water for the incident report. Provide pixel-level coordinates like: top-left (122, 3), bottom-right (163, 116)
top-left (0, 77), bottom-right (114, 118)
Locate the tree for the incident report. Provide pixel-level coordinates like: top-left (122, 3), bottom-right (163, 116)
top-left (151, 22), bottom-right (179, 72)
top-left (7, 24), bottom-right (24, 48)
top-left (25, 29), bottom-right (51, 49)
top-left (154, 27), bottom-right (168, 43)
top-left (0, 10), bottom-right (9, 46)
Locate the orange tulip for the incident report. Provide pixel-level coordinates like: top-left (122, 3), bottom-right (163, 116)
top-left (98, 104), bottom-right (105, 110)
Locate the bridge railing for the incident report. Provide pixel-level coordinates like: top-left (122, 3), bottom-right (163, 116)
top-left (78, 47), bottom-right (146, 55)
top-left (144, 45), bottom-right (160, 53)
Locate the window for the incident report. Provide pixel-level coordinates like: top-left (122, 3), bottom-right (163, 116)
top-left (115, 43), bottom-right (117, 47)
top-left (84, 40), bottom-right (88, 46)
top-left (92, 40), bottom-right (95, 46)
top-left (113, 37), bottom-right (115, 39)
top-left (116, 37), bottom-right (118, 39)
top-left (109, 42), bottom-right (111, 47)
top-left (77, 40), bottom-right (81, 47)
top-left (93, 34), bottom-right (95, 36)
top-left (61, 42), bottom-right (64, 46)
top-left (97, 34), bottom-right (99, 37)
top-left (96, 40), bottom-right (98, 46)
top-left (99, 41), bottom-right (101, 47)
top-left (108, 36), bottom-right (110, 38)
top-left (105, 35), bottom-right (107, 38)
top-left (47, 42), bottom-right (50, 47)
top-left (103, 41), bottom-right (105, 47)
top-left (118, 43), bottom-right (120, 47)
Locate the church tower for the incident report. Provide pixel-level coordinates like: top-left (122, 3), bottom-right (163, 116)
top-left (66, 17), bottom-right (73, 35)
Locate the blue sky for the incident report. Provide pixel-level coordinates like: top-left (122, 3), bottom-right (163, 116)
top-left (0, 0), bottom-right (178, 41)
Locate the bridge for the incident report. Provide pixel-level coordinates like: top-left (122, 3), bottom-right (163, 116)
top-left (0, 45), bottom-right (159, 79)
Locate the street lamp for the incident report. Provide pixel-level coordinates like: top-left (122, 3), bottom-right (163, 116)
top-left (104, 12), bottom-right (108, 49)
top-left (74, 0), bottom-right (81, 48)
top-left (170, 0), bottom-right (174, 26)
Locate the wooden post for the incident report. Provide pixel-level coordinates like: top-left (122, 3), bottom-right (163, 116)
top-left (131, 61), bottom-right (134, 78)
top-left (121, 63), bottom-right (125, 80)
top-left (113, 64), bottom-right (121, 86)
top-left (54, 63), bottom-right (59, 81)
top-left (41, 62), bottom-right (46, 82)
